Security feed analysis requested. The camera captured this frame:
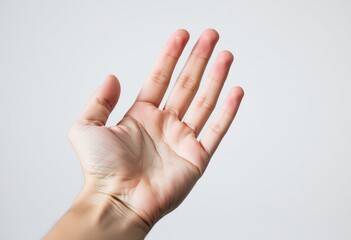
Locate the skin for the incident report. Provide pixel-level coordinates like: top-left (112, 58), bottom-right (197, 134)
top-left (45, 29), bottom-right (244, 240)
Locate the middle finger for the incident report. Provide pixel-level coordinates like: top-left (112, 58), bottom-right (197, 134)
top-left (163, 29), bottom-right (219, 119)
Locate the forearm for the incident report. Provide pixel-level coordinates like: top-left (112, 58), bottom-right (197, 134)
top-left (44, 188), bottom-right (149, 240)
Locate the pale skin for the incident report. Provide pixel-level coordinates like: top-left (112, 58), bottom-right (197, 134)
top-left (45, 29), bottom-right (244, 239)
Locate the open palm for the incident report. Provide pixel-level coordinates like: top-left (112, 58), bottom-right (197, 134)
top-left (69, 29), bottom-right (244, 229)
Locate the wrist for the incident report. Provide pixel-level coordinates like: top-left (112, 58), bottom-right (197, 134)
top-left (45, 187), bottom-right (150, 240)
top-left (71, 187), bottom-right (150, 240)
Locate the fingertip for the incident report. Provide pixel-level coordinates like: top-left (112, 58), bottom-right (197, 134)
top-left (99, 74), bottom-right (121, 109)
top-left (203, 28), bottom-right (220, 41)
top-left (171, 29), bottom-right (190, 48)
top-left (217, 86), bottom-right (244, 123)
top-left (192, 28), bottom-right (219, 57)
top-left (217, 50), bottom-right (234, 65)
top-left (164, 29), bottom-right (190, 57)
top-left (222, 87), bottom-right (244, 109)
top-left (106, 73), bottom-right (120, 87)
top-left (232, 86), bottom-right (245, 98)
top-left (106, 74), bottom-right (117, 79)
top-left (105, 74), bottom-right (119, 85)
top-left (226, 87), bottom-right (244, 108)
top-left (174, 29), bottom-right (190, 40)
top-left (79, 75), bottom-right (121, 126)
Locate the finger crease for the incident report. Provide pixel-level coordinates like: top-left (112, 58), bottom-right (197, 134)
top-left (196, 96), bottom-right (215, 111)
top-left (149, 70), bottom-right (170, 85)
top-left (177, 75), bottom-right (198, 92)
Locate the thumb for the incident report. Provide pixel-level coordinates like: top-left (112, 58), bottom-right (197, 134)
top-left (80, 74), bottom-right (121, 126)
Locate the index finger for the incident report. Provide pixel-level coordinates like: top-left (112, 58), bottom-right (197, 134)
top-left (135, 29), bottom-right (190, 107)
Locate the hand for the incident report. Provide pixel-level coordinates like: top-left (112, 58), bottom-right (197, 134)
top-left (69, 29), bottom-right (244, 232)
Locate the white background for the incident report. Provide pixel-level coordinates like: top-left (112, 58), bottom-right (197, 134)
top-left (1, 0), bottom-right (351, 239)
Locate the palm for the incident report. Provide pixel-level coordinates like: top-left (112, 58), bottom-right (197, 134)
top-left (70, 29), bottom-right (243, 227)
top-left (74, 102), bottom-right (207, 224)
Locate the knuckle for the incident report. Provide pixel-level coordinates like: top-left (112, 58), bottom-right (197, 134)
top-left (95, 96), bottom-right (113, 112)
top-left (177, 75), bottom-right (198, 92)
top-left (210, 123), bottom-right (226, 138)
top-left (195, 96), bottom-right (215, 112)
top-left (149, 70), bottom-right (169, 85)
top-left (165, 106), bottom-right (180, 117)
